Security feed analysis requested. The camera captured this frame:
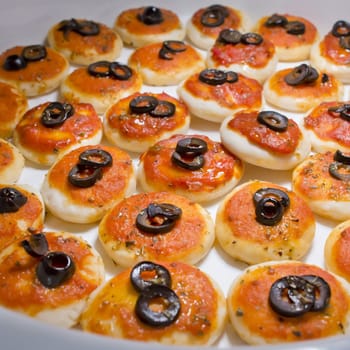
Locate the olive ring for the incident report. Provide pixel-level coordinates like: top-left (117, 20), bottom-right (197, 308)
top-left (135, 284), bottom-right (181, 327)
top-left (130, 261), bottom-right (172, 292)
top-left (257, 111), bottom-right (289, 132)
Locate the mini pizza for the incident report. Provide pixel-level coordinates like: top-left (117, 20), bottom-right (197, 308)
top-left (310, 20), bottom-right (350, 83)
top-left (0, 81), bottom-right (28, 139)
top-left (103, 92), bottom-right (190, 153)
top-left (303, 101), bottom-right (350, 153)
top-left (227, 260), bottom-right (350, 345)
top-left (137, 134), bottom-right (244, 203)
top-left (186, 4), bottom-right (250, 50)
top-left (0, 184), bottom-right (44, 252)
top-left (220, 109), bottom-right (311, 170)
top-left (0, 45), bottom-right (69, 97)
top-left (114, 6), bottom-right (185, 48)
top-left (0, 231), bottom-right (104, 328)
top-left (13, 101), bottom-right (103, 166)
top-left (206, 29), bottom-right (278, 83)
top-left (0, 138), bottom-right (24, 183)
top-left (41, 144), bottom-right (135, 224)
top-left (81, 260), bottom-right (226, 346)
top-left (292, 150), bottom-right (350, 221)
top-left (47, 18), bottom-right (123, 66)
top-left (128, 40), bottom-right (205, 86)
top-left (215, 180), bottom-right (315, 265)
top-left (325, 220), bottom-right (350, 283)
top-left (254, 13), bottom-right (318, 62)
top-left (98, 191), bottom-right (215, 267)
top-left (177, 68), bottom-right (262, 123)
top-left (60, 60), bottom-right (142, 114)
top-left (264, 63), bottom-right (344, 113)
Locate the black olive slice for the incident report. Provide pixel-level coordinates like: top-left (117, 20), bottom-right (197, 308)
top-left (284, 21), bottom-right (306, 35)
top-left (137, 6), bottom-right (164, 25)
top-left (199, 68), bottom-right (227, 85)
top-left (200, 5), bottom-right (228, 27)
top-left (301, 275), bottom-right (331, 312)
top-left (78, 149), bottom-right (113, 168)
top-left (255, 197), bottom-right (284, 226)
top-left (331, 20), bottom-right (350, 37)
top-left (329, 161), bottom-right (350, 181)
top-left (130, 261), bottom-right (172, 292)
top-left (264, 14), bottom-right (288, 27)
top-left (175, 137), bottom-right (208, 156)
top-left (158, 47), bottom-right (174, 60)
top-left (149, 100), bottom-right (176, 118)
top-left (284, 64), bottom-right (319, 86)
top-left (171, 152), bottom-right (205, 171)
top-left (257, 110), bottom-right (289, 132)
top-left (217, 29), bottom-right (242, 44)
top-left (22, 45), bottom-right (47, 61)
top-left (3, 54), bottom-right (27, 71)
top-left (129, 95), bottom-right (159, 114)
top-left (75, 20), bottom-right (100, 36)
top-left (269, 275), bottom-right (316, 317)
top-left (328, 103), bottom-right (350, 121)
top-left (21, 233), bottom-right (49, 258)
top-left (41, 102), bottom-right (74, 127)
top-left (36, 251), bottom-right (75, 289)
top-left (159, 41), bottom-right (187, 60)
top-left (109, 62), bottom-right (132, 80)
top-left (162, 40), bottom-right (187, 53)
top-left (0, 187), bottom-right (28, 213)
top-left (240, 32), bottom-right (263, 45)
top-left (253, 187), bottom-right (290, 209)
top-left (334, 150), bottom-right (350, 164)
top-left (58, 18), bottom-right (80, 37)
top-left (225, 71), bottom-right (239, 84)
top-left (146, 203), bottom-right (182, 221)
top-left (87, 60), bottom-right (111, 77)
top-left (340, 36), bottom-right (350, 51)
top-left (135, 284), bottom-right (181, 327)
top-left (136, 203), bottom-right (181, 234)
top-left (68, 164), bottom-right (103, 188)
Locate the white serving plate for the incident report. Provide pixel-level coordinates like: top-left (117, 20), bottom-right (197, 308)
top-left (1, 0), bottom-right (350, 349)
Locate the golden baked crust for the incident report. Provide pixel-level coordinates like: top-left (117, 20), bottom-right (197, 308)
top-left (177, 71), bottom-right (262, 123)
top-left (41, 144), bottom-right (135, 223)
top-left (0, 81), bottom-right (28, 138)
top-left (13, 102), bottom-right (103, 166)
top-left (47, 18), bottom-right (123, 65)
top-left (98, 191), bottom-right (214, 267)
top-left (264, 66), bottom-right (344, 112)
top-left (103, 92), bottom-right (190, 153)
top-left (114, 7), bottom-right (185, 48)
top-left (325, 220), bottom-right (350, 283)
top-left (303, 100), bottom-right (350, 153)
top-left (81, 261), bottom-right (226, 346)
top-left (0, 184), bottom-right (44, 252)
top-left (0, 45), bottom-right (69, 97)
top-left (310, 28), bottom-right (350, 83)
top-left (220, 110), bottom-right (311, 170)
top-left (137, 134), bottom-right (244, 203)
top-left (292, 151), bottom-right (350, 221)
top-left (186, 5), bottom-right (250, 50)
top-left (227, 260), bottom-right (350, 345)
top-left (0, 231), bottom-right (104, 328)
top-left (0, 138), bottom-right (24, 183)
top-left (128, 41), bottom-right (205, 86)
top-left (255, 13), bottom-right (318, 61)
top-left (60, 63), bottom-right (142, 114)
top-left (206, 34), bottom-right (277, 83)
top-left (215, 180), bottom-right (315, 264)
